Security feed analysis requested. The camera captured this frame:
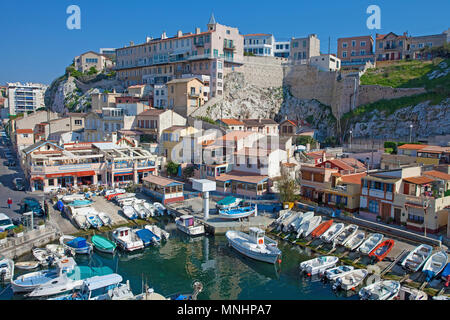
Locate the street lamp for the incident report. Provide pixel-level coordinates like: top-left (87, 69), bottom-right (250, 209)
top-left (349, 130), bottom-right (353, 150)
top-left (423, 198), bottom-right (430, 238)
top-left (409, 124), bottom-right (413, 143)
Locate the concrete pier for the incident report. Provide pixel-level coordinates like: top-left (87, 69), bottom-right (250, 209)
top-left (194, 214), bottom-right (274, 235)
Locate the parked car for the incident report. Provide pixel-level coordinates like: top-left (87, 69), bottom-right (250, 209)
top-left (20, 197), bottom-right (44, 217)
top-left (0, 213), bottom-right (15, 232)
top-left (13, 178), bottom-right (25, 191)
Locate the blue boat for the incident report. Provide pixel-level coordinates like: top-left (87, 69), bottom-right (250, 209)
top-left (219, 204), bottom-right (257, 220)
top-left (216, 196), bottom-right (242, 209)
top-left (442, 263), bottom-right (450, 287)
top-left (60, 236), bottom-right (93, 255)
top-left (67, 199), bottom-right (93, 208)
top-left (134, 228), bottom-right (161, 247)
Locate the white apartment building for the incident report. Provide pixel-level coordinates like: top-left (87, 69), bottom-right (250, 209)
top-left (153, 84), bottom-right (168, 109)
top-left (6, 82), bottom-right (48, 115)
top-left (274, 41), bottom-right (290, 58)
top-left (309, 54), bottom-right (341, 72)
top-left (244, 34), bottom-right (275, 56)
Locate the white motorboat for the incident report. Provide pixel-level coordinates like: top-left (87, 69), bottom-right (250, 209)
top-left (118, 197), bottom-right (137, 207)
top-left (142, 202), bottom-right (155, 217)
top-left (73, 214), bottom-right (90, 230)
top-left (299, 256), bottom-right (339, 275)
top-left (122, 206), bottom-right (138, 220)
top-left (0, 257), bottom-right (14, 281)
top-left (32, 248), bottom-right (51, 263)
top-left (60, 236), bottom-right (93, 255)
top-left (344, 231), bottom-right (366, 251)
top-left (15, 261), bottom-right (40, 270)
top-left (87, 214), bottom-right (104, 229)
top-left (175, 215), bottom-right (205, 236)
top-left (98, 212), bottom-right (112, 226)
top-left (333, 269), bottom-right (369, 291)
top-left (334, 224), bottom-right (358, 246)
top-left (433, 295), bottom-right (450, 300)
top-left (114, 193), bottom-right (136, 204)
top-left (61, 194), bottom-right (86, 204)
top-left (112, 227), bottom-right (144, 252)
top-left (358, 233), bottom-right (384, 255)
top-left (104, 189), bottom-right (126, 197)
top-left (225, 228), bottom-right (282, 264)
top-left (145, 225), bottom-right (170, 240)
top-left (359, 280), bottom-right (401, 300)
top-left (133, 202), bottom-right (147, 219)
top-left (289, 211), bottom-right (314, 233)
top-left (401, 244), bottom-right (433, 272)
top-left (398, 286), bottom-right (428, 300)
top-left (296, 215), bottom-right (322, 238)
top-left (320, 223), bottom-right (345, 243)
top-left (274, 210), bottom-right (292, 227)
top-left (45, 244), bottom-right (67, 258)
top-left (422, 251), bottom-right (448, 282)
top-left (323, 265), bottom-right (354, 281)
top-left (153, 202), bottom-right (167, 215)
top-left (281, 212), bottom-right (301, 232)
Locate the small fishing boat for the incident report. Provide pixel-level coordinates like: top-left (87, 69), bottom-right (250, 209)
top-left (296, 215), bottom-right (322, 238)
top-left (142, 202), bottom-right (155, 217)
top-left (73, 214), bottom-right (90, 230)
top-left (62, 194), bottom-right (86, 203)
top-left (112, 227), bottom-right (144, 252)
top-left (442, 263), bottom-right (450, 287)
top-left (98, 212), bottom-right (112, 226)
top-left (310, 219), bottom-right (333, 238)
top-left (344, 231), bottom-right (366, 251)
top-left (67, 199), bottom-right (93, 208)
top-left (333, 269), bottom-right (369, 291)
top-left (122, 206), bottom-right (138, 220)
top-left (369, 239), bottom-right (395, 262)
top-left (15, 261), bottom-right (40, 270)
top-left (280, 212), bottom-right (301, 232)
top-left (113, 193), bottom-right (136, 204)
top-left (398, 286), bottom-right (428, 300)
top-left (216, 196), bottom-right (242, 209)
top-left (118, 197), bottom-right (137, 207)
top-left (175, 215), bottom-right (205, 236)
top-left (91, 235), bottom-right (116, 254)
top-left (358, 233), bottom-right (384, 255)
top-left (274, 210), bottom-right (292, 227)
top-left (359, 280), bottom-right (401, 300)
top-left (87, 214), bottom-right (104, 229)
top-left (290, 211), bottom-right (315, 233)
top-left (153, 202), bottom-right (167, 215)
top-left (218, 204), bottom-right (257, 220)
top-left (334, 224), bottom-right (358, 246)
top-left (105, 189), bottom-right (126, 201)
top-left (320, 223), bottom-right (345, 243)
top-left (401, 244), bottom-right (433, 272)
top-left (226, 228), bottom-right (282, 264)
top-left (133, 228), bottom-right (160, 247)
top-left (323, 265), bottom-right (354, 281)
top-left (299, 256), bottom-right (339, 275)
top-left (433, 295), bottom-right (450, 300)
top-left (32, 248), bottom-right (52, 264)
top-left (60, 236), bottom-right (93, 255)
top-left (0, 257), bottom-right (14, 281)
top-left (145, 225), bottom-right (170, 240)
top-left (422, 251), bottom-right (448, 282)
top-left (12, 269), bottom-right (61, 293)
top-left (133, 202), bottom-right (148, 219)
top-left (46, 244), bottom-right (67, 258)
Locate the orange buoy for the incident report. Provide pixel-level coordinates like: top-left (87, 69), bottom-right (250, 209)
top-left (307, 273), bottom-right (311, 277)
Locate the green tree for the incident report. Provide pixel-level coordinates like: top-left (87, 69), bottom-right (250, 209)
top-left (295, 135), bottom-right (316, 146)
top-left (277, 172), bottom-right (298, 203)
top-left (166, 161), bottom-right (180, 176)
top-left (182, 166), bottom-right (195, 181)
top-left (87, 66), bottom-right (98, 76)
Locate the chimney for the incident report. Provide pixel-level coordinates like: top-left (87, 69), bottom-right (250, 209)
top-left (130, 41), bottom-right (134, 46)
top-left (161, 32), bottom-right (167, 39)
top-left (146, 36), bottom-right (152, 43)
top-left (258, 117), bottom-right (261, 123)
top-left (195, 27), bottom-right (201, 34)
top-left (177, 30), bottom-right (183, 37)
top-left (284, 115), bottom-right (288, 121)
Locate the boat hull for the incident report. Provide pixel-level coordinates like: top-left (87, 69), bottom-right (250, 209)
top-left (226, 237), bottom-right (280, 264)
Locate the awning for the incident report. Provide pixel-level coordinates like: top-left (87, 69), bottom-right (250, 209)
top-left (75, 171), bottom-right (96, 177)
top-left (138, 168), bottom-right (155, 173)
top-left (46, 173), bottom-right (75, 178)
top-left (31, 176), bottom-right (44, 181)
top-left (114, 172), bottom-right (134, 177)
top-left (405, 203), bottom-right (424, 209)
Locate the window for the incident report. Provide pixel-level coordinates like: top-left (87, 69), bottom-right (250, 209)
top-left (360, 50), bottom-right (366, 56)
top-left (360, 41), bottom-right (366, 47)
top-left (351, 40), bottom-right (356, 47)
top-left (408, 214), bottom-right (424, 223)
top-left (342, 51), bottom-right (347, 58)
top-left (342, 42), bottom-right (348, 48)
top-left (293, 42), bottom-right (298, 48)
top-left (75, 119), bottom-right (82, 126)
top-left (351, 51), bottom-right (356, 56)
top-left (379, 42), bottom-right (383, 48)
top-left (369, 200), bottom-right (379, 214)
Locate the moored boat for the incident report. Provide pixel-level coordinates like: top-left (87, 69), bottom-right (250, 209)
top-left (144, 225), bottom-right (170, 240)
top-left (333, 269), bottom-right (369, 291)
top-left (133, 228), bottom-right (160, 247)
top-left (98, 212), bottom-right (112, 226)
top-left (359, 280), bottom-right (400, 300)
top-left (216, 196), bottom-right (242, 210)
top-left (0, 257), bottom-right (14, 282)
top-left (334, 224), bottom-right (358, 246)
top-left (323, 265), bottom-right (354, 281)
top-left (112, 227), bottom-right (144, 252)
top-left (310, 219), bottom-right (333, 238)
top-left (153, 202), bottom-right (167, 215)
top-left (60, 236), bottom-right (93, 255)
top-left (142, 202), bottom-right (155, 217)
top-left (299, 256), bottom-right (339, 275)
top-left (398, 286), bottom-right (428, 300)
top-left (369, 239), bottom-right (395, 262)
top-left (15, 261), bottom-right (40, 270)
top-left (91, 235), bottom-right (117, 254)
top-left (422, 251), bottom-right (448, 282)
top-left (175, 215), bottom-right (205, 236)
top-left (401, 244), bottom-right (433, 272)
top-left (344, 231), bottom-right (366, 251)
top-left (296, 215), bottom-right (322, 238)
top-left (87, 214), bottom-right (104, 229)
top-left (320, 223), bottom-right (345, 243)
top-left (358, 233), bottom-right (384, 255)
top-left (225, 228), bottom-right (282, 264)
top-left (122, 206), bottom-right (138, 220)
top-left (290, 211), bottom-right (314, 233)
top-left (218, 204), bottom-right (257, 220)
top-left (67, 199), bottom-right (93, 208)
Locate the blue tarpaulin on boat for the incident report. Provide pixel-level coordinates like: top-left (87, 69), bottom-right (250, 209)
top-left (56, 200), bottom-right (64, 212)
top-left (67, 237), bottom-right (88, 249)
top-left (217, 196), bottom-right (237, 206)
top-left (135, 229), bottom-right (159, 246)
top-left (442, 263), bottom-right (450, 277)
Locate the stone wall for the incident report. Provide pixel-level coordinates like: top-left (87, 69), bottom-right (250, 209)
top-left (238, 56), bottom-right (287, 88)
top-left (356, 85), bottom-right (426, 107)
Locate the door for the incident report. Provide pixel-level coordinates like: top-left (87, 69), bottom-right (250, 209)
top-left (232, 182), bottom-right (237, 194)
top-left (381, 203), bottom-right (391, 221)
top-left (394, 208), bottom-right (401, 224)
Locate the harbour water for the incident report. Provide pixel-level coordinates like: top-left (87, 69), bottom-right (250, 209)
top-left (1, 222), bottom-right (358, 300)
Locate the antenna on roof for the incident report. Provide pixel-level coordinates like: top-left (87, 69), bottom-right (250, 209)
top-left (328, 36), bottom-right (330, 55)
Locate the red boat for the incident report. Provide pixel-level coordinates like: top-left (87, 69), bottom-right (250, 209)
top-left (106, 192), bottom-right (125, 201)
top-left (369, 239), bottom-right (395, 262)
top-left (310, 220), bottom-right (333, 238)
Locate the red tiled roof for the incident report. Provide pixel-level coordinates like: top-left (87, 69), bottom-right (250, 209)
top-left (244, 33), bottom-right (272, 37)
top-left (220, 131), bottom-right (255, 141)
top-left (423, 170), bottom-right (450, 181)
top-left (340, 157), bottom-right (366, 169)
top-left (219, 119), bottom-right (245, 126)
top-left (340, 172), bottom-right (367, 185)
top-left (143, 175), bottom-right (183, 186)
top-left (326, 159), bottom-right (355, 171)
top-left (16, 129), bottom-right (34, 134)
top-left (398, 144), bottom-right (428, 150)
top-left (403, 176), bottom-right (435, 185)
top-left (215, 171), bottom-right (268, 184)
top-left (138, 108), bottom-right (165, 116)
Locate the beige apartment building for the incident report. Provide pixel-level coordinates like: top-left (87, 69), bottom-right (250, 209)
top-left (289, 34), bottom-right (320, 63)
top-left (135, 108), bottom-right (187, 143)
top-left (91, 91), bottom-right (120, 111)
top-left (167, 78), bottom-right (206, 117)
top-left (74, 51), bottom-right (114, 73)
top-left (115, 14), bottom-right (244, 98)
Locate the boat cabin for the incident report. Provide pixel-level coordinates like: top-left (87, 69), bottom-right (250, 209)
top-left (116, 227), bottom-right (131, 238)
top-left (249, 227), bottom-right (265, 245)
top-left (178, 215), bottom-right (195, 227)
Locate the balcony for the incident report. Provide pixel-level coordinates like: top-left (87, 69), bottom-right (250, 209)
top-left (194, 41), bottom-right (204, 47)
top-left (223, 43), bottom-right (236, 51)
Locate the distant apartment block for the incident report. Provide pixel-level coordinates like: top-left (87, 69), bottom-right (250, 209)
top-left (407, 33), bottom-right (447, 60)
top-left (309, 54), bottom-right (341, 72)
top-left (289, 34), bottom-right (320, 63)
top-left (337, 35), bottom-right (375, 70)
top-left (244, 34), bottom-right (275, 56)
top-left (5, 82), bottom-right (48, 115)
top-left (74, 51), bottom-right (114, 73)
top-left (99, 48), bottom-right (117, 60)
top-left (115, 14), bottom-right (244, 98)
top-left (273, 41), bottom-right (290, 58)
top-left (167, 77), bottom-right (207, 117)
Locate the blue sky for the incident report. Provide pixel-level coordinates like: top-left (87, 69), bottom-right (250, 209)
top-left (0, 0), bottom-right (448, 85)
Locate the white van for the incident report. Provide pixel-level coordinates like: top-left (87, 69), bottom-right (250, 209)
top-left (0, 213), bottom-right (14, 232)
